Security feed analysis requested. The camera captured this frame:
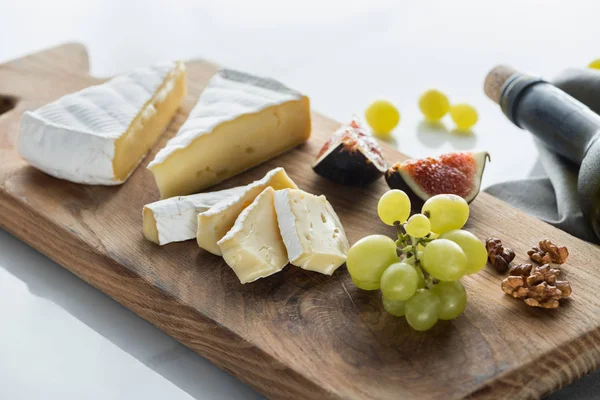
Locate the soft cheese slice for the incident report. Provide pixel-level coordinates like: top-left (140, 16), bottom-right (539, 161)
top-left (274, 189), bottom-right (349, 275)
top-left (196, 167), bottom-right (297, 255)
top-left (18, 62), bottom-right (186, 185)
top-left (217, 187), bottom-right (288, 284)
top-left (147, 69), bottom-right (311, 198)
top-left (143, 185), bottom-right (244, 245)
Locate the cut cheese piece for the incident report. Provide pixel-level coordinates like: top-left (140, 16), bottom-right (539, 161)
top-left (18, 62), bottom-right (186, 185)
top-left (274, 189), bottom-right (349, 275)
top-left (147, 69), bottom-right (311, 198)
top-left (143, 186), bottom-right (244, 245)
top-left (217, 187), bottom-right (288, 284)
top-left (196, 167), bottom-right (297, 255)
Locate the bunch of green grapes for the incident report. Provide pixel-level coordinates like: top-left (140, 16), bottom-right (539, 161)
top-left (346, 190), bottom-right (487, 331)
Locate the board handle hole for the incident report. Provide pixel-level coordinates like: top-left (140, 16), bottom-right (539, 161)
top-left (0, 95), bottom-right (17, 117)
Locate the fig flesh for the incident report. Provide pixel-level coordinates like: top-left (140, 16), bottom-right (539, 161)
top-left (386, 151), bottom-right (490, 207)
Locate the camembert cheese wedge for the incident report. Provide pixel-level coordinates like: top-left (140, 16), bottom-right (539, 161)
top-left (18, 62), bottom-right (186, 185)
top-left (196, 167), bottom-right (296, 255)
top-left (274, 189), bottom-right (349, 275)
top-left (143, 186), bottom-right (244, 245)
top-left (147, 69), bottom-right (311, 198)
top-left (217, 187), bottom-right (288, 284)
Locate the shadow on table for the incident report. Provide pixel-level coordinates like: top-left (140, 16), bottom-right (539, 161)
top-left (416, 120), bottom-right (479, 151)
top-left (0, 229), bottom-right (264, 400)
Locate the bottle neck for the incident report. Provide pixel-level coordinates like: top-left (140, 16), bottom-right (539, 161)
top-left (499, 73), bottom-right (600, 164)
top-left (500, 74), bottom-right (545, 128)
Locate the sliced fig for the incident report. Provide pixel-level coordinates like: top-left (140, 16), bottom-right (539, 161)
top-left (313, 119), bottom-right (388, 185)
top-left (386, 151), bottom-right (490, 207)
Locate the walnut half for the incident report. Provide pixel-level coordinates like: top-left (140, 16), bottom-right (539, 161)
top-left (486, 237), bottom-right (515, 273)
top-left (501, 263), bottom-right (571, 309)
top-left (528, 240), bottom-right (569, 264)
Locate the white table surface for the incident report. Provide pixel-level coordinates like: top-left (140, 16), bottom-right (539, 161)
top-left (1, 1), bottom-right (599, 398)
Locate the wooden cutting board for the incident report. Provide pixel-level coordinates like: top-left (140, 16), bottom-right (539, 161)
top-left (1, 43), bottom-right (599, 400)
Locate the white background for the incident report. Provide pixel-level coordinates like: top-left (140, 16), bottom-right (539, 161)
top-left (1, 0), bottom-right (599, 398)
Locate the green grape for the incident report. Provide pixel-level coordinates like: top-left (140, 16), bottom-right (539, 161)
top-left (377, 190), bottom-right (411, 226)
top-left (421, 239), bottom-right (467, 281)
top-left (422, 194), bottom-right (469, 233)
top-left (380, 262), bottom-right (419, 301)
top-left (382, 296), bottom-right (406, 317)
top-left (405, 213), bottom-right (431, 238)
top-left (439, 229), bottom-right (487, 275)
top-left (347, 235), bottom-right (399, 290)
top-left (365, 100), bottom-right (400, 136)
top-left (418, 89), bottom-right (450, 122)
top-left (431, 281), bottom-right (467, 320)
top-left (405, 289), bottom-right (441, 331)
top-left (450, 103), bottom-right (478, 130)
top-left (588, 59), bottom-right (600, 70)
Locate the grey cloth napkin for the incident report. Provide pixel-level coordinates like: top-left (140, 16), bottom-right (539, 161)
top-left (485, 68), bottom-right (600, 245)
top-left (485, 69), bottom-right (600, 399)
top-left (485, 139), bottom-right (599, 244)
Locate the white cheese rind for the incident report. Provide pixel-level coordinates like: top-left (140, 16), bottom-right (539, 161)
top-left (217, 187), bottom-right (288, 284)
top-left (196, 167), bottom-right (297, 256)
top-left (147, 68), bottom-right (310, 198)
top-left (18, 62), bottom-right (182, 185)
top-left (274, 189), bottom-right (349, 275)
top-left (19, 117), bottom-right (117, 184)
top-left (149, 69), bottom-right (303, 167)
top-left (143, 186), bottom-right (245, 245)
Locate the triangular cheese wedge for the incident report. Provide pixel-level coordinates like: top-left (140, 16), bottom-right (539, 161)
top-left (196, 167), bottom-right (297, 255)
top-left (18, 62), bottom-right (186, 185)
top-left (143, 185), bottom-right (244, 245)
top-left (217, 187), bottom-right (288, 284)
top-left (147, 69), bottom-right (311, 198)
top-left (274, 189), bottom-right (349, 275)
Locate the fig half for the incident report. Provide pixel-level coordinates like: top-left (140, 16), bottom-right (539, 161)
top-left (313, 119), bottom-right (388, 185)
top-left (386, 151), bottom-right (490, 207)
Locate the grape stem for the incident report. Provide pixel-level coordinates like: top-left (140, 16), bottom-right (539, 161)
top-left (394, 222), bottom-right (437, 289)
top-left (394, 221), bottom-right (406, 235)
top-left (401, 245), bottom-right (415, 254)
top-left (394, 222), bottom-right (410, 250)
top-left (410, 236), bottom-right (430, 286)
top-left (409, 235), bottom-right (437, 289)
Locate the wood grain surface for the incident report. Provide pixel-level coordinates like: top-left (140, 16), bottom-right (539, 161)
top-left (1, 44), bottom-right (600, 400)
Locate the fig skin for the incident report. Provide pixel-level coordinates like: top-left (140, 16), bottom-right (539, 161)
top-left (385, 151), bottom-right (490, 209)
top-left (313, 142), bottom-right (385, 186)
top-left (312, 119), bottom-right (388, 186)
